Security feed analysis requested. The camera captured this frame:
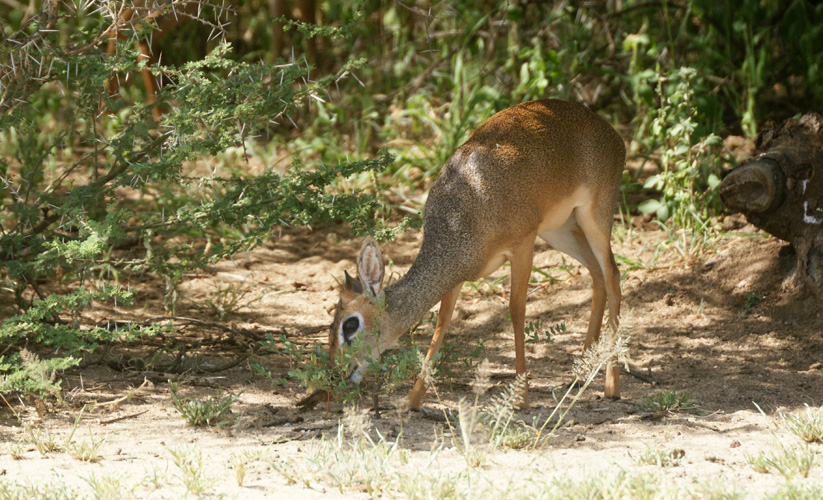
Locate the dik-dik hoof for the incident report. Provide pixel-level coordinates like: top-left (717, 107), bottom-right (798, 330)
top-left (604, 363), bottom-right (621, 400)
top-left (516, 380), bottom-right (530, 409)
top-left (406, 378), bottom-right (427, 411)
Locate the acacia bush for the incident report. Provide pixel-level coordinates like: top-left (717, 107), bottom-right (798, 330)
top-left (0, 1), bottom-right (400, 396)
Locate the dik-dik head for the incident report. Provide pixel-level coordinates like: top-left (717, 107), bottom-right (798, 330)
top-left (329, 237), bottom-right (394, 382)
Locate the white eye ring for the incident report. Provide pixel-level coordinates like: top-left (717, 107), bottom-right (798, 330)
top-left (338, 312), bottom-right (364, 347)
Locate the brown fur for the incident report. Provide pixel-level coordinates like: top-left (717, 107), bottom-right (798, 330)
top-left (330, 99), bottom-right (625, 408)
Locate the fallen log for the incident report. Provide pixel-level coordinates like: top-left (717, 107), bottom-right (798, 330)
top-left (720, 113), bottom-right (823, 301)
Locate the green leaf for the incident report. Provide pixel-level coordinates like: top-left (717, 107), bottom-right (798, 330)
top-left (638, 199), bottom-right (663, 215)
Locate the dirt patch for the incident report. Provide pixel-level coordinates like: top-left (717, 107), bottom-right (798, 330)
top-left (2, 225), bottom-right (822, 497)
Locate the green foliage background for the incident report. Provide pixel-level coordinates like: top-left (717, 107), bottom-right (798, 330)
top-left (1, 0), bottom-right (821, 396)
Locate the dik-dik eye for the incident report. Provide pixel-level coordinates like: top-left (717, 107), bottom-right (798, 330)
top-left (341, 315), bottom-right (362, 343)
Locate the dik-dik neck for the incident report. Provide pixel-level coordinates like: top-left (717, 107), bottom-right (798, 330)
top-left (383, 239), bottom-right (477, 338)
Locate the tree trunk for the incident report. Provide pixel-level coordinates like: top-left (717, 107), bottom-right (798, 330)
top-left (295, 0), bottom-right (318, 67)
top-left (720, 113), bottom-right (823, 301)
top-left (269, 0), bottom-right (286, 61)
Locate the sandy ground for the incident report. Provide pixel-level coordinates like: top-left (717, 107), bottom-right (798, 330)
top-left (1, 221), bottom-right (822, 498)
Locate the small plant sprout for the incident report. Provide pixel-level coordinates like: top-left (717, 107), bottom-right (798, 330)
top-left (780, 404), bottom-right (823, 443)
top-left (25, 424), bottom-right (64, 455)
top-left (451, 332), bottom-right (631, 465)
top-left (82, 472), bottom-right (131, 499)
top-left (169, 446), bottom-right (214, 497)
top-left (169, 381), bottom-right (241, 428)
top-left (8, 438), bottom-right (25, 460)
top-left (364, 338), bottom-right (423, 414)
top-left (632, 445), bottom-right (686, 467)
top-left (525, 319), bottom-right (565, 344)
top-left (22, 405), bottom-right (95, 457)
top-left (231, 453), bottom-right (247, 487)
top-left (635, 389), bottom-right (702, 415)
top-left (68, 429), bottom-right (106, 462)
top-left (231, 447), bottom-right (271, 487)
top-left (745, 442), bottom-right (816, 479)
top-left (282, 320), bottom-right (422, 412)
top-left (743, 291), bottom-right (764, 309)
top-left (141, 464), bottom-right (169, 491)
top-left (572, 330), bottom-right (631, 382)
top-left (484, 373), bottom-right (527, 445)
top-left (463, 276), bottom-right (508, 298)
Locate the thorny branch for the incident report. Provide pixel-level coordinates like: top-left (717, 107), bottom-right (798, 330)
top-left (0, 0), bottom-right (231, 114)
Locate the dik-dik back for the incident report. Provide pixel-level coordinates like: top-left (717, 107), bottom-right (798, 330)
top-left (327, 99), bottom-right (625, 410)
top-left (425, 99), bottom-right (624, 263)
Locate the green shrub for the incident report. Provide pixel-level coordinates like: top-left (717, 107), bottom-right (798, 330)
top-left (270, 332), bottom-right (420, 407)
top-left (635, 389), bottom-right (703, 415)
top-left (169, 381), bottom-right (241, 428)
top-left (0, 1), bottom-right (403, 396)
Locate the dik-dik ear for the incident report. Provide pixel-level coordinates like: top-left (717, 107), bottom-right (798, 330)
top-left (343, 270), bottom-right (363, 294)
top-left (357, 237), bottom-right (384, 297)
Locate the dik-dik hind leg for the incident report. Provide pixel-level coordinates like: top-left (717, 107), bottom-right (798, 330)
top-left (601, 248), bottom-right (622, 399)
top-left (576, 206), bottom-right (622, 399)
top-left (509, 238), bottom-right (536, 409)
top-left (604, 248), bottom-right (622, 332)
top-left (407, 283), bottom-right (462, 410)
top-left (542, 210), bottom-right (621, 398)
top-left (554, 227), bottom-right (617, 396)
top-left (540, 221), bottom-right (608, 350)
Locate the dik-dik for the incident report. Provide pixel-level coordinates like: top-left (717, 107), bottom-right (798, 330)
top-left (330, 99), bottom-right (624, 409)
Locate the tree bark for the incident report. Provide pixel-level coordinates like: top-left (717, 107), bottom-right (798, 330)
top-left (720, 113), bottom-right (823, 301)
top-left (295, 0), bottom-right (318, 67)
top-left (269, 0), bottom-right (286, 61)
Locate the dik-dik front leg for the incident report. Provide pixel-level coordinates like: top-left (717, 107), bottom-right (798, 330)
top-left (509, 238), bottom-right (536, 409)
top-left (407, 283), bottom-right (462, 410)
